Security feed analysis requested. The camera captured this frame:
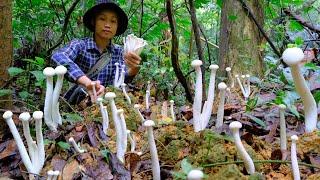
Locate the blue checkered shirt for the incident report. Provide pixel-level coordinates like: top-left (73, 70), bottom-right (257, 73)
top-left (51, 37), bottom-right (127, 101)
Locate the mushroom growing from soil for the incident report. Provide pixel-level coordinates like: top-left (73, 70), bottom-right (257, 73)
top-left (279, 104), bottom-right (287, 152)
top-left (282, 46), bottom-right (318, 133)
top-left (32, 111), bottom-right (45, 172)
top-left (68, 137), bottom-right (85, 153)
top-left (187, 169), bottom-right (204, 180)
top-left (121, 83), bottom-right (131, 104)
top-left (143, 120), bottom-right (160, 180)
top-left (290, 135), bottom-right (300, 180)
top-left (229, 121), bottom-right (255, 174)
top-left (52, 65), bottom-right (67, 126)
top-left (169, 100), bottom-right (176, 122)
top-left (216, 82), bottom-right (227, 128)
top-left (97, 98), bottom-right (109, 135)
top-left (43, 67), bottom-right (56, 131)
top-left (134, 104), bottom-right (145, 123)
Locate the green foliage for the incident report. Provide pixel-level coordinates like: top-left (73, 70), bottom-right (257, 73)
top-left (57, 141), bottom-right (71, 150)
top-left (8, 67), bottom-right (24, 77)
top-left (0, 89), bottom-right (13, 97)
top-left (63, 113), bottom-right (84, 123)
top-left (245, 97), bottom-right (258, 112)
top-left (172, 158), bottom-right (205, 180)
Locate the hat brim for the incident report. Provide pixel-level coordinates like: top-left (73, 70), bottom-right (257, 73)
top-left (83, 2), bottom-right (128, 36)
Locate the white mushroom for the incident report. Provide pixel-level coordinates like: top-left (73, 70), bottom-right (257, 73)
top-left (169, 100), bottom-right (176, 122)
top-left (146, 90), bottom-right (150, 110)
top-left (121, 83), bottom-right (131, 104)
top-left (229, 121), bottom-right (255, 174)
top-left (235, 74), bottom-right (248, 100)
top-left (105, 92), bottom-right (123, 162)
top-left (245, 74), bottom-right (250, 96)
top-left (47, 170), bottom-right (54, 180)
top-left (191, 60), bottom-right (203, 132)
top-left (117, 109), bottom-right (128, 161)
top-left (134, 104), bottom-right (145, 123)
top-left (114, 62), bottom-right (120, 87)
top-left (19, 112), bottom-right (36, 166)
top-left (43, 67), bottom-right (56, 131)
top-left (3, 111), bottom-right (34, 173)
top-left (282, 47), bottom-right (318, 133)
top-left (226, 67), bottom-right (234, 88)
top-left (279, 104), bottom-right (287, 152)
top-left (68, 137), bottom-right (85, 153)
top-left (290, 135), bottom-right (300, 180)
top-left (143, 120), bottom-right (160, 180)
top-left (187, 169), bottom-right (204, 180)
top-left (127, 130), bottom-right (136, 152)
top-left (97, 98), bottom-right (109, 135)
top-left (216, 82), bottom-right (227, 128)
top-left (52, 65), bottom-right (67, 126)
top-left (32, 111), bottom-right (45, 173)
top-left (52, 170), bottom-right (60, 180)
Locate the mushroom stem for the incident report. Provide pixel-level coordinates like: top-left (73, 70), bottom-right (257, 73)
top-left (229, 121), bottom-right (255, 174)
top-left (33, 111), bottom-right (45, 173)
top-left (235, 75), bottom-right (248, 101)
top-left (43, 67), bottom-right (56, 131)
top-left (114, 62), bottom-right (120, 87)
top-left (117, 109), bottom-right (128, 161)
top-left (146, 90), bottom-right (150, 110)
top-left (216, 82), bottom-right (227, 128)
top-left (127, 130), bottom-right (136, 152)
top-left (97, 98), bottom-right (109, 135)
top-left (144, 120), bottom-right (160, 180)
top-left (3, 111), bottom-right (35, 173)
top-left (291, 135), bottom-right (300, 180)
top-left (121, 83), bottom-right (132, 104)
top-left (52, 65), bottom-right (67, 126)
top-left (105, 92), bottom-right (124, 163)
top-left (169, 100), bottom-right (176, 122)
top-left (19, 113), bottom-right (36, 166)
top-left (279, 104), bottom-right (287, 151)
top-left (47, 170), bottom-right (54, 180)
top-left (68, 137), bottom-right (85, 153)
top-left (226, 67), bottom-right (234, 88)
top-left (191, 60), bottom-right (203, 132)
top-left (134, 104), bottom-right (145, 123)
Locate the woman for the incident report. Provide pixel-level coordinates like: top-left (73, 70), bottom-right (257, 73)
top-left (52, 0), bottom-right (141, 104)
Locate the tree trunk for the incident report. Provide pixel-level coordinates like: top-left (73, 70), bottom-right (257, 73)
top-left (218, 0), bottom-right (265, 78)
top-left (166, 0), bottom-right (193, 103)
top-left (0, 0), bottom-right (13, 109)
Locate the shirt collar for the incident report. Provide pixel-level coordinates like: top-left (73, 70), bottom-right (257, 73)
top-left (86, 37), bottom-right (116, 54)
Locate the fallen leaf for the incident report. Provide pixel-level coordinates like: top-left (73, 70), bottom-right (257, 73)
top-left (0, 140), bottom-right (16, 160)
top-left (87, 123), bottom-right (98, 147)
top-left (51, 155), bottom-right (67, 172)
top-left (62, 159), bottom-right (81, 180)
top-left (125, 152), bottom-right (141, 173)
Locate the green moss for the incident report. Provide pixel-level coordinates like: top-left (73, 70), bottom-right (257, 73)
top-left (211, 164), bottom-right (247, 180)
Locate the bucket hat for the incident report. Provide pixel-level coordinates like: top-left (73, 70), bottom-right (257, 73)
top-left (83, 0), bottom-right (128, 36)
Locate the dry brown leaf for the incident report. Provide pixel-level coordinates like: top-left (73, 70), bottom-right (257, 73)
top-left (62, 160), bottom-right (80, 180)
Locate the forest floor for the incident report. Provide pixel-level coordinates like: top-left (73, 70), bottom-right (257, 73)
top-left (0, 80), bottom-right (320, 180)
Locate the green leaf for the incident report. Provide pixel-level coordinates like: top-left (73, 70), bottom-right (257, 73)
top-left (244, 113), bottom-right (267, 129)
top-left (30, 71), bottom-right (46, 82)
top-left (8, 67), bottom-right (25, 77)
top-left (289, 20), bottom-right (304, 31)
top-left (44, 139), bottom-right (54, 146)
top-left (100, 149), bottom-right (111, 163)
top-left (314, 90), bottom-right (320, 104)
top-left (19, 91), bottom-right (30, 100)
top-left (181, 158), bottom-right (193, 174)
top-left (228, 15), bottom-right (238, 21)
top-left (294, 37), bottom-right (303, 46)
top-left (172, 171), bottom-right (187, 179)
top-left (63, 113), bottom-right (84, 122)
top-left (0, 89), bottom-right (12, 97)
top-left (57, 141), bottom-right (71, 150)
top-left (304, 62), bottom-right (320, 71)
top-left (34, 57), bottom-right (45, 66)
top-left (288, 104), bottom-right (300, 118)
top-left (216, 0), bottom-right (223, 8)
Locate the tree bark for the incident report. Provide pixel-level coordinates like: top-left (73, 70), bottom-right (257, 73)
top-left (0, 0), bottom-right (13, 110)
top-left (166, 0), bottom-right (193, 103)
top-left (218, 0), bottom-right (265, 78)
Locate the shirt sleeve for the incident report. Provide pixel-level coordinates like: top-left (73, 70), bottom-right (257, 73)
top-left (51, 39), bottom-right (86, 82)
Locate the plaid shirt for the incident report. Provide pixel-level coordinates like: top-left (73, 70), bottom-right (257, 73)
top-left (51, 37), bottom-right (127, 101)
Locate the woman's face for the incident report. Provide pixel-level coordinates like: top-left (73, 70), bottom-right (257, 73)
top-left (94, 10), bottom-right (118, 40)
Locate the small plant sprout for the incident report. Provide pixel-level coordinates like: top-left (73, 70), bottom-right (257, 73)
top-left (97, 98), bottom-right (109, 135)
top-left (117, 109), bottom-right (128, 160)
top-left (191, 60), bottom-right (219, 132)
top-left (279, 104), bottom-right (287, 152)
top-left (127, 130), bottom-right (136, 152)
top-left (121, 83), bottom-right (132, 104)
top-left (43, 67), bottom-right (56, 131)
top-left (187, 169), bottom-right (204, 180)
top-left (216, 82), bottom-right (227, 128)
top-left (68, 137), bottom-right (85, 153)
top-left (144, 120), bottom-right (160, 180)
top-left (229, 121), bottom-right (255, 174)
top-left (134, 104), bottom-right (145, 123)
top-left (52, 65), bottom-right (67, 126)
top-left (226, 67), bottom-right (234, 88)
top-left (282, 46), bottom-right (318, 133)
top-left (3, 111), bottom-right (35, 174)
top-left (290, 135), bottom-right (300, 180)
top-left (32, 111), bottom-right (45, 172)
top-left (91, 82), bottom-right (97, 103)
top-left (146, 90), bottom-right (150, 110)
top-left (170, 100), bottom-right (176, 122)
top-left (105, 92), bottom-right (124, 163)
top-left (235, 74), bottom-right (249, 101)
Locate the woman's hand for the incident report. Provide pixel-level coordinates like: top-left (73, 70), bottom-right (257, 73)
top-left (77, 76), bottom-right (105, 103)
top-left (124, 52), bottom-right (142, 76)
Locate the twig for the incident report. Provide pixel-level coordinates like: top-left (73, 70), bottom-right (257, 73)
top-left (202, 160), bottom-right (320, 169)
top-left (284, 8), bottom-right (320, 34)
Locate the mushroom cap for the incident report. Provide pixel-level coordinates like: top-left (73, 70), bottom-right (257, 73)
top-left (3, 111), bottom-right (13, 119)
top-left (246, 74), bottom-right (250, 78)
top-left (235, 74), bottom-right (239, 78)
top-left (134, 104), bottom-right (140, 109)
top-left (241, 75), bottom-right (246, 78)
top-left (47, 170), bottom-right (54, 175)
top-left (282, 47), bottom-right (304, 66)
top-left (209, 64), bottom-right (219, 70)
top-left (169, 100), bottom-right (174, 104)
top-left (146, 90), bottom-right (150, 93)
top-left (126, 130), bottom-right (131, 134)
top-left (97, 97), bottom-right (103, 103)
top-left (218, 82), bottom-right (227, 90)
top-left (19, 112), bottom-right (31, 121)
top-left (32, 111), bottom-right (43, 119)
top-left (143, 120), bottom-right (155, 127)
top-left (117, 109), bottom-right (124, 114)
top-left (54, 65), bottom-right (67, 75)
top-left (105, 92), bottom-right (116, 100)
top-left (187, 169), bottom-right (204, 179)
top-left (229, 121), bottom-right (242, 129)
top-left (52, 170), bottom-right (60, 176)
top-left (226, 87), bottom-right (231, 91)
top-left (278, 104), bottom-right (286, 110)
top-left (43, 67), bottom-right (55, 76)
top-left (226, 67), bottom-right (231, 72)
top-left (121, 83), bottom-right (126, 87)
top-left (191, 60), bottom-right (203, 67)
top-left (291, 135), bottom-right (298, 141)
top-left (68, 137), bottom-right (75, 142)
